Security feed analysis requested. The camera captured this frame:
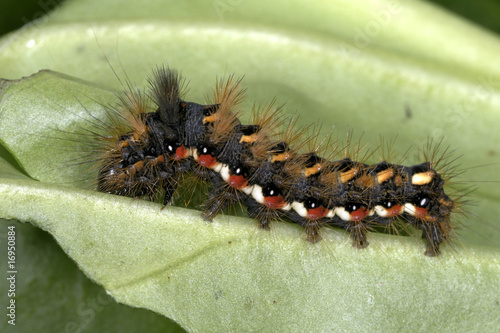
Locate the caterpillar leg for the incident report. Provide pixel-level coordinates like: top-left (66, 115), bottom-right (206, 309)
top-left (303, 219), bottom-right (323, 243)
top-left (285, 210), bottom-right (323, 243)
top-left (417, 220), bottom-right (451, 257)
top-left (162, 175), bottom-right (179, 207)
top-left (201, 180), bottom-right (246, 222)
top-left (346, 221), bottom-right (370, 249)
top-left (245, 196), bottom-right (284, 230)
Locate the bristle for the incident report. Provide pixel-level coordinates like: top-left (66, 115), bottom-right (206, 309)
top-left (148, 65), bottom-right (186, 126)
top-left (247, 101), bottom-right (285, 162)
top-left (207, 75), bottom-right (245, 145)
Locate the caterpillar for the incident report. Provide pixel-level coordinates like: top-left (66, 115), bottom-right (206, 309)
top-left (93, 65), bottom-right (459, 257)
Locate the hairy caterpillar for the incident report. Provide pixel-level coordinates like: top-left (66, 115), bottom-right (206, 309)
top-left (92, 65), bottom-right (461, 256)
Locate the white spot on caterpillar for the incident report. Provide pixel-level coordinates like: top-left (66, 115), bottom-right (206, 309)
top-left (213, 163), bottom-right (223, 173)
top-left (291, 202), bottom-right (307, 217)
top-left (241, 185), bottom-right (253, 195)
top-left (251, 185), bottom-right (264, 204)
top-left (404, 203), bottom-right (417, 216)
top-left (374, 205), bottom-right (388, 217)
top-left (220, 165), bottom-right (230, 181)
top-left (335, 207), bottom-right (351, 221)
top-left (280, 204), bottom-right (292, 211)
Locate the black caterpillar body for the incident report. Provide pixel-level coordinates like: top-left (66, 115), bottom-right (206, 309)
top-left (95, 66), bottom-right (455, 256)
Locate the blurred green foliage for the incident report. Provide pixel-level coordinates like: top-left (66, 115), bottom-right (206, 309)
top-left (2, 0), bottom-right (500, 37)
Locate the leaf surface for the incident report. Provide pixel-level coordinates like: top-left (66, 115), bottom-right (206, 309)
top-left (1, 0), bottom-right (500, 332)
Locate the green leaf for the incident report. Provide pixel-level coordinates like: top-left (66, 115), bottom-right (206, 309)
top-left (1, 0), bottom-right (500, 332)
top-left (0, 218), bottom-right (185, 333)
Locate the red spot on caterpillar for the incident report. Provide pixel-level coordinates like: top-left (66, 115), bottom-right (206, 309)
top-left (228, 174), bottom-right (248, 189)
top-left (385, 204), bottom-right (403, 218)
top-left (350, 207), bottom-right (369, 221)
top-left (264, 195), bottom-right (286, 209)
top-left (174, 145), bottom-right (188, 160)
top-left (198, 154), bottom-right (217, 168)
top-left (413, 206), bottom-right (428, 219)
top-left (307, 206), bottom-right (328, 220)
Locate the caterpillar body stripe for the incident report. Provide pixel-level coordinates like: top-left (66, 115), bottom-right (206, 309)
top-left (96, 66), bottom-right (456, 257)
